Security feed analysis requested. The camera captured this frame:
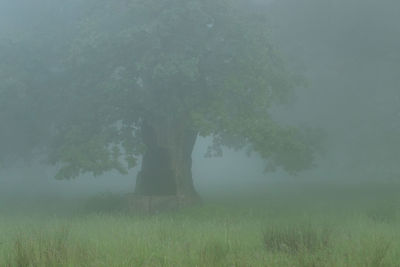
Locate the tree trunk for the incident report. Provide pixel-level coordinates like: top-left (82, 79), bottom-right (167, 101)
top-left (134, 118), bottom-right (200, 203)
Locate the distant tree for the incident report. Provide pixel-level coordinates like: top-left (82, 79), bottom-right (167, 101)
top-left (0, 0), bottom-right (78, 165)
top-left (0, 0), bottom-right (316, 201)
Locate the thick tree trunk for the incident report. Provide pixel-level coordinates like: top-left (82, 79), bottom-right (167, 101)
top-left (134, 118), bottom-right (200, 203)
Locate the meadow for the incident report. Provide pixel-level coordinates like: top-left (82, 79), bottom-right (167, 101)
top-left (1, 181), bottom-right (399, 266)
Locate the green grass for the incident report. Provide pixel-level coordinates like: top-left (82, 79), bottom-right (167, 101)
top-left (1, 181), bottom-right (399, 266)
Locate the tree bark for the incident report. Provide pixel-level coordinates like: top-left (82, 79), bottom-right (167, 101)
top-left (134, 118), bottom-right (200, 203)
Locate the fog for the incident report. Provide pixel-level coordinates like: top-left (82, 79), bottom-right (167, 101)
top-left (0, 0), bottom-right (399, 206)
top-left (268, 0), bottom-right (400, 182)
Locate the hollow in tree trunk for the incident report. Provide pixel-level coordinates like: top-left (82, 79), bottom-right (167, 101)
top-left (134, 118), bottom-right (200, 204)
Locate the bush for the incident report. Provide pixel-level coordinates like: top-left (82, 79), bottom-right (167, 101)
top-left (82, 192), bottom-right (128, 214)
top-left (263, 223), bottom-right (332, 254)
top-left (199, 240), bottom-right (229, 265)
top-left (366, 204), bottom-right (397, 223)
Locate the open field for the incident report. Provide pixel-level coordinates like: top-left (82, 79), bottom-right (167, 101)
top-left (1, 181), bottom-right (399, 266)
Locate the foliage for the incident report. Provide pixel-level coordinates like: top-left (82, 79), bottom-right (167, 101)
top-left (0, 0), bottom-right (316, 178)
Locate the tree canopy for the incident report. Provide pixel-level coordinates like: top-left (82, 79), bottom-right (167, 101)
top-left (0, 0), bottom-right (316, 187)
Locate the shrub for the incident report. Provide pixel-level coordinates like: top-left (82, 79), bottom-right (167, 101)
top-left (82, 192), bottom-right (128, 214)
top-left (199, 240), bottom-right (229, 265)
top-left (263, 223), bottom-right (332, 254)
top-left (366, 205), bottom-right (397, 223)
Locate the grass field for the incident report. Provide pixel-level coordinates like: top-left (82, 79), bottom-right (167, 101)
top-left (1, 181), bottom-right (399, 266)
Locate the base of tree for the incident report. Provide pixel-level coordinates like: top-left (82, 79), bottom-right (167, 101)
top-left (127, 194), bottom-right (201, 214)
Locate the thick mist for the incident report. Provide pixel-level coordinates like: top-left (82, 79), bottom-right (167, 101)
top-left (268, 0), bottom-right (400, 182)
top-left (1, 2), bottom-right (400, 266)
top-left (1, 0), bottom-right (399, 206)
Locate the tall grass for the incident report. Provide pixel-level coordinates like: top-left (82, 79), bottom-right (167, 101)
top-left (0, 182), bottom-right (399, 266)
top-left (6, 226), bottom-right (90, 267)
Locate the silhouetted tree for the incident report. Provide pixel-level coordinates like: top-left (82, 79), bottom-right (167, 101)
top-left (0, 0), bottom-right (316, 200)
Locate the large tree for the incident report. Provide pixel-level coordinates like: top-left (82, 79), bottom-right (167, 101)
top-left (0, 0), bottom-right (316, 201)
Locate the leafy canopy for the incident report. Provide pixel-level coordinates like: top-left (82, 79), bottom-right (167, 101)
top-left (0, 0), bottom-right (316, 178)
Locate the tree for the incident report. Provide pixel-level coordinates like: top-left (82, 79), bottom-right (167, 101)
top-left (0, 0), bottom-right (316, 201)
top-left (0, 0), bottom-right (81, 166)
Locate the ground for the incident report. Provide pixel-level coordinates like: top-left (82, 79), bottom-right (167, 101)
top-left (0, 181), bottom-right (399, 266)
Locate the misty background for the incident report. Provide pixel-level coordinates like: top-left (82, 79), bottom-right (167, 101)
top-left (1, 0), bottom-right (399, 203)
